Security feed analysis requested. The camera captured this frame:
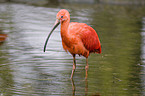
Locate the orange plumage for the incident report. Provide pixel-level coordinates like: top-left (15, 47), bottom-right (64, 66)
top-left (44, 9), bottom-right (101, 78)
top-left (61, 22), bottom-right (101, 57)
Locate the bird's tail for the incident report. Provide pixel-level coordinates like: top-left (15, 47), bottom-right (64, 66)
top-left (95, 46), bottom-right (101, 54)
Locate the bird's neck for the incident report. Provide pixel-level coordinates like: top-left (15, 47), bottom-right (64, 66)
top-left (60, 20), bottom-right (70, 39)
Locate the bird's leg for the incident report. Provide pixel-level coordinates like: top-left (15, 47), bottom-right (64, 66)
top-left (73, 54), bottom-right (76, 70)
top-left (85, 58), bottom-right (89, 70)
top-left (85, 58), bottom-right (89, 79)
top-left (71, 54), bottom-right (76, 79)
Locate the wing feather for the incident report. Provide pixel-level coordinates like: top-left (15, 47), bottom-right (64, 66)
top-left (69, 22), bottom-right (101, 53)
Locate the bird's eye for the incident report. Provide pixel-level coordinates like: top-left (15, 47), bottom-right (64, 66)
top-left (61, 16), bottom-right (63, 18)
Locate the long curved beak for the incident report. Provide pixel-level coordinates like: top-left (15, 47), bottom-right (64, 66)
top-left (43, 19), bottom-right (60, 52)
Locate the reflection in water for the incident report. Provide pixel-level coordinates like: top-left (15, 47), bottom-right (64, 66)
top-left (71, 77), bottom-right (88, 96)
top-left (71, 79), bottom-right (75, 96)
top-left (85, 78), bottom-right (88, 96)
top-left (0, 2), bottom-right (145, 96)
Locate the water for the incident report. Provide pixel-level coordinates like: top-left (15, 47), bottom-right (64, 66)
top-left (0, 3), bottom-right (145, 96)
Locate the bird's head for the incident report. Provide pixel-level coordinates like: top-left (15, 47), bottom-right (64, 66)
top-left (43, 9), bottom-right (70, 52)
top-left (56, 9), bottom-right (70, 24)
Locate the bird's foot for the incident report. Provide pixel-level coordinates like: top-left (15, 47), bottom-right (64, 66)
top-left (71, 65), bottom-right (76, 79)
top-left (71, 69), bottom-right (75, 79)
top-left (85, 65), bottom-right (89, 70)
top-left (73, 65), bottom-right (76, 70)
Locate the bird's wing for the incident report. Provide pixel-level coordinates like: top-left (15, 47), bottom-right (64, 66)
top-left (69, 22), bottom-right (101, 53)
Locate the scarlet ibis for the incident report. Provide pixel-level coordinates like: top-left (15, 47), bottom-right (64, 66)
top-left (44, 9), bottom-right (101, 78)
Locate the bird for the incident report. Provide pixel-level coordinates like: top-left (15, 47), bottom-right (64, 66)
top-left (44, 9), bottom-right (101, 79)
